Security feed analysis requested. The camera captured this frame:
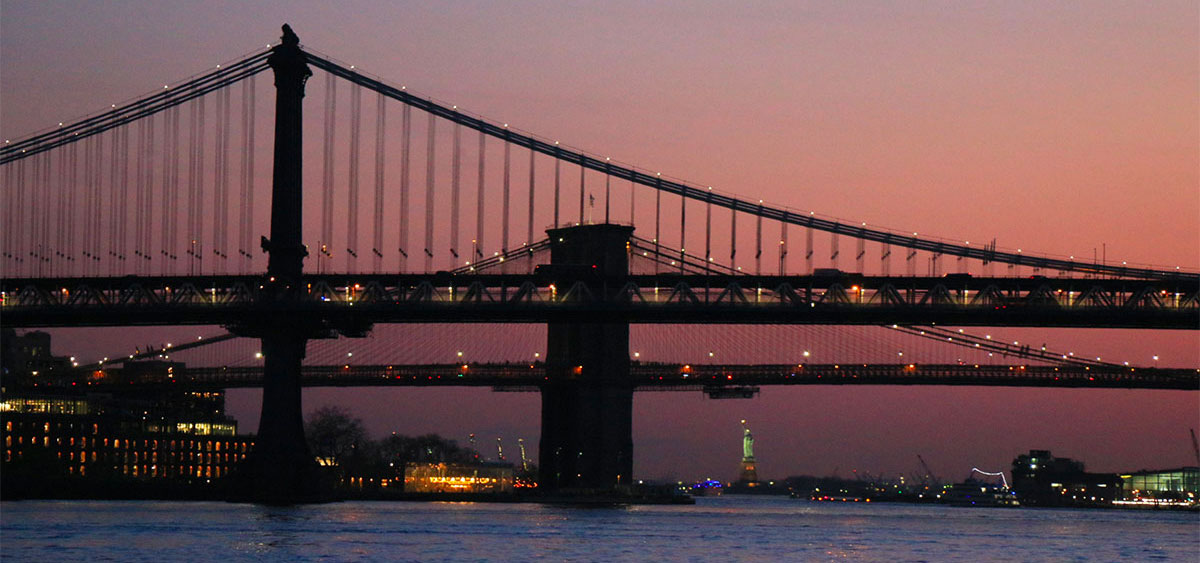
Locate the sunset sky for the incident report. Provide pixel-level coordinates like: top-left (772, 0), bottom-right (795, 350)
top-left (2, 2), bottom-right (1197, 482)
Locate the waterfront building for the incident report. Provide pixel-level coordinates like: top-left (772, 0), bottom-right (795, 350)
top-left (1117, 467), bottom-right (1199, 507)
top-left (2, 351), bottom-right (254, 487)
top-left (403, 462), bottom-right (514, 493)
top-left (1011, 450), bottom-right (1121, 507)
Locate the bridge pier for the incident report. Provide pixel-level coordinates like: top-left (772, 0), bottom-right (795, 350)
top-left (539, 224), bottom-right (635, 492)
top-left (230, 25), bottom-right (325, 503)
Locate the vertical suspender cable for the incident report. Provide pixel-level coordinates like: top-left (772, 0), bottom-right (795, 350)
top-left (77, 139), bottom-right (87, 275)
top-left (348, 84), bottom-right (362, 273)
top-left (68, 141), bottom-right (79, 275)
top-left (526, 147), bottom-right (534, 250)
top-left (755, 202), bottom-right (763, 275)
top-left (159, 109), bottom-right (173, 275)
top-left (553, 146), bottom-right (561, 227)
top-left (502, 137), bottom-right (511, 252)
top-left (424, 112), bottom-right (436, 272)
top-left (857, 236), bottom-right (865, 273)
top-left (372, 91), bottom-right (385, 271)
top-left (831, 232), bottom-right (840, 271)
top-left (193, 99), bottom-right (205, 273)
top-left (399, 104), bottom-right (411, 271)
top-left (246, 78), bottom-right (257, 271)
top-left (705, 188), bottom-right (712, 275)
top-left (95, 134), bottom-right (105, 275)
top-left (214, 88), bottom-right (225, 273)
top-left (239, 79), bottom-right (256, 272)
top-left (36, 154), bottom-right (47, 275)
top-left (604, 162), bottom-right (611, 224)
top-left (145, 113), bottom-right (157, 274)
top-left (3, 156), bottom-right (13, 270)
top-left (450, 121), bottom-right (461, 262)
top-left (729, 206), bottom-right (737, 272)
top-left (779, 221), bottom-right (788, 275)
top-left (57, 143), bottom-right (69, 275)
top-left (133, 120), bottom-right (145, 275)
top-left (111, 124), bottom-right (122, 275)
top-left (186, 102), bottom-right (199, 275)
top-left (654, 175), bottom-right (661, 273)
top-left (216, 89), bottom-right (231, 272)
top-left (20, 157), bottom-right (29, 275)
top-left (679, 189), bottom-right (686, 272)
top-left (578, 162), bottom-right (585, 225)
top-left (475, 130), bottom-right (485, 260)
top-left (882, 241), bottom-right (891, 276)
top-left (805, 225), bottom-right (814, 274)
top-left (321, 75), bottom-right (336, 271)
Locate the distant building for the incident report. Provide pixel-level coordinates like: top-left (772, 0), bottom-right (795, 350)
top-left (2, 344), bottom-right (255, 486)
top-left (1, 328), bottom-right (71, 382)
top-left (1117, 467), bottom-right (1198, 507)
top-left (1011, 450), bottom-right (1121, 507)
top-left (404, 462), bottom-right (514, 493)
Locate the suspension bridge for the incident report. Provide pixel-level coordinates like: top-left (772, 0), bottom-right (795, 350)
top-left (2, 26), bottom-right (1196, 500)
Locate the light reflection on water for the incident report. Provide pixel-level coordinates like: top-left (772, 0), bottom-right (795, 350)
top-left (1, 496), bottom-right (1196, 562)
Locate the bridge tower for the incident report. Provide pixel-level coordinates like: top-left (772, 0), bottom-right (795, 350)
top-left (539, 224), bottom-right (635, 492)
top-left (232, 25), bottom-right (324, 503)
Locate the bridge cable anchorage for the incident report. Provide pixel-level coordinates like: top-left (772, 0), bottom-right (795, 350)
top-left (304, 51), bottom-right (1195, 280)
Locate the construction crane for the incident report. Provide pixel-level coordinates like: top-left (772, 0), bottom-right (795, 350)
top-left (917, 454), bottom-right (938, 487)
top-left (517, 438), bottom-right (529, 472)
top-left (496, 437), bottom-right (506, 462)
top-left (1190, 429), bottom-right (1199, 466)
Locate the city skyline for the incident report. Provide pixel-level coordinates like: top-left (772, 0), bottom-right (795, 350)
top-left (2, 2), bottom-right (1197, 481)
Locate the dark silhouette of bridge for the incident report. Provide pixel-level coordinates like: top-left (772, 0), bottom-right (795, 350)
top-left (2, 26), bottom-right (1196, 501)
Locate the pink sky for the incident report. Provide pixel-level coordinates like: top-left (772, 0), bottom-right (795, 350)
top-left (2, 2), bottom-right (1197, 481)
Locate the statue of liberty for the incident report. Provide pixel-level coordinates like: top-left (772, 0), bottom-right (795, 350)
top-left (738, 419), bottom-right (758, 483)
top-left (740, 419), bottom-right (755, 460)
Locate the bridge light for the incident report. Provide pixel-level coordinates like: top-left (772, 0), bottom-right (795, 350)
top-left (633, 352), bottom-right (640, 358)
top-left (803, 351), bottom-right (810, 358)
top-left (255, 352), bottom-right (262, 359)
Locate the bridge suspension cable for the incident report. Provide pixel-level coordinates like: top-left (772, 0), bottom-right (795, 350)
top-left (0, 51), bottom-right (270, 164)
top-left (304, 51), bottom-right (1195, 282)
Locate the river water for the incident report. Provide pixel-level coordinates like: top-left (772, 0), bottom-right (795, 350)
top-left (1, 496), bottom-right (1196, 561)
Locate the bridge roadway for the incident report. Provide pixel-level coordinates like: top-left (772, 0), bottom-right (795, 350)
top-left (2, 272), bottom-right (1196, 329)
top-left (51, 362), bottom-right (1199, 391)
